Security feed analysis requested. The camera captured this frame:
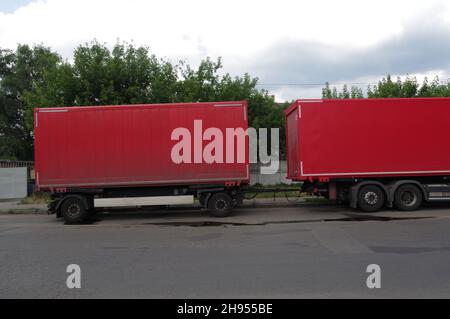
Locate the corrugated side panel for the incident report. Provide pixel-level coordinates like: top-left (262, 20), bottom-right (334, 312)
top-left (298, 98), bottom-right (450, 180)
top-left (35, 102), bottom-right (249, 189)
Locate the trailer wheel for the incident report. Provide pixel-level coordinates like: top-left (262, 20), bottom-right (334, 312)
top-left (357, 185), bottom-right (385, 212)
top-left (394, 184), bottom-right (423, 211)
top-left (207, 193), bottom-right (233, 217)
top-left (61, 197), bottom-right (87, 224)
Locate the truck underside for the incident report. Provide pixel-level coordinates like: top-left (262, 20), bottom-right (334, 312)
top-left (48, 175), bottom-right (450, 223)
top-left (47, 184), bottom-right (245, 224)
top-left (301, 175), bottom-right (450, 212)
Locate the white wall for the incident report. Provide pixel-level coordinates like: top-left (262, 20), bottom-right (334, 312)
top-left (250, 161), bottom-right (294, 185)
top-left (0, 167), bottom-right (28, 199)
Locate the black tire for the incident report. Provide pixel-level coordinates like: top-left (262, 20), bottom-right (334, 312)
top-left (207, 192), bottom-right (233, 217)
top-left (394, 184), bottom-right (423, 211)
top-left (357, 185), bottom-right (385, 212)
top-left (61, 197), bottom-right (88, 224)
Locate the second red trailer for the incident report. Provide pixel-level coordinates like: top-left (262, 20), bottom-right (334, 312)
top-left (285, 97), bottom-right (450, 181)
top-left (285, 97), bottom-right (450, 212)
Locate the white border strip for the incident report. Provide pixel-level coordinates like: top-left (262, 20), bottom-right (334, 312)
top-left (94, 195), bottom-right (194, 208)
top-left (39, 175), bottom-right (250, 188)
top-left (213, 103), bottom-right (242, 107)
top-left (299, 100), bottom-right (323, 103)
top-left (300, 161), bottom-right (450, 177)
top-left (39, 109), bottom-right (69, 113)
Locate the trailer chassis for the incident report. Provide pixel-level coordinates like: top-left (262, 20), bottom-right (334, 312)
top-left (301, 175), bottom-right (450, 212)
top-left (46, 185), bottom-right (303, 223)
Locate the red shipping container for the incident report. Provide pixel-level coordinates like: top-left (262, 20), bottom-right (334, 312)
top-left (285, 98), bottom-right (450, 181)
top-left (34, 101), bottom-right (249, 190)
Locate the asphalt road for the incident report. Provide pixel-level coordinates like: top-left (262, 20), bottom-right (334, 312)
top-left (1, 202), bottom-right (450, 298)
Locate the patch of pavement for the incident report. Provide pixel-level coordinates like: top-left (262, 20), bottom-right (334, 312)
top-left (369, 246), bottom-right (450, 254)
top-left (88, 214), bottom-right (434, 227)
top-left (2, 204), bottom-right (450, 298)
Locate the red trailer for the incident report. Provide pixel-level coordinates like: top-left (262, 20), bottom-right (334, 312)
top-left (285, 97), bottom-right (450, 212)
top-left (34, 101), bottom-right (249, 223)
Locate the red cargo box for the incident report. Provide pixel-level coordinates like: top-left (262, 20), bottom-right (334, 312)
top-left (34, 101), bottom-right (249, 190)
top-left (285, 98), bottom-right (450, 181)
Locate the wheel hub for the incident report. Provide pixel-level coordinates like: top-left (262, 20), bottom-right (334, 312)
top-left (215, 199), bottom-right (227, 211)
top-left (401, 191), bottom-right (416, 206)
top-left (364, 191), bottom-right (378, 205)
top-left (67, 204), bottom-right (81, 217)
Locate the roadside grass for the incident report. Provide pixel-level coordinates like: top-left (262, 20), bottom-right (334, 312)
top-left (246, 192), bottom-right (328, 201)
top-left (247, 191), bottom-right (301, 198)
top-left (246, 183), bottom-right (299, 198)
top-left (303, 197), bottom-right (330, 203)
top-left (246, 184), bottom-right (329, 201)
top-left (20, 192), bottom-right (50, 204)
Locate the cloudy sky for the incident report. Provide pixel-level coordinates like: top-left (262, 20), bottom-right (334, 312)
top-left (1, 0), bottom-right (449, 101)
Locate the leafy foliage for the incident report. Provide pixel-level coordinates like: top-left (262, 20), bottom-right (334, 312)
top-left (0, 45), bottom-right (61, 159)
top-left (323, 74), bottom-right (450, 99)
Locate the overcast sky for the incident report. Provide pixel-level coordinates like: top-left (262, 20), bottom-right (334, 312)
top-left (1, 0), bottom-right (449, 101)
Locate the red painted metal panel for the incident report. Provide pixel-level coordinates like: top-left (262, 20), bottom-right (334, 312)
top-left (34, 101), bottom-right (249, 190)
top-left (285, 103), bottom-right (300, 179)
top-left (285, 98), bottom-right (450, 181)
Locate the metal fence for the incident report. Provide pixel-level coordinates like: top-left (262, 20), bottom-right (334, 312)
top-left (0, 160), bottom-right (35, 181)
top-left (0, 160), bottom-right (34, 170)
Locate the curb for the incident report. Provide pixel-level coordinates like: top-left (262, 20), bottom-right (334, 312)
top-left (0, 208), bottom-right (48, 215)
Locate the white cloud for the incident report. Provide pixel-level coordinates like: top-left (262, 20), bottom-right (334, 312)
top-left (1, 0), bottom-right (449, 101)
top-left (1, 0), bottom-right (445, 57)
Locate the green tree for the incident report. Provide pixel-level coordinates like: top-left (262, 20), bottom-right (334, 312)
top-left (0, 44), bottom-right (60, 160)
top-left (322, 82), bottom-right (333, 99)
top-left (331, 87), bottom-right (338, 98)
top-left (350, 86), bottom-right (363, 98)
top-left (400, 76), bottom-right (418, 97)
top-left (326, 74), bottom-right (449, 99)
top-left (427, 76), bottom-right (450, 97)
top-left (323, 83), bottom-right (362, 99)
top-left (338, 84), bottom-right (350, 99)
